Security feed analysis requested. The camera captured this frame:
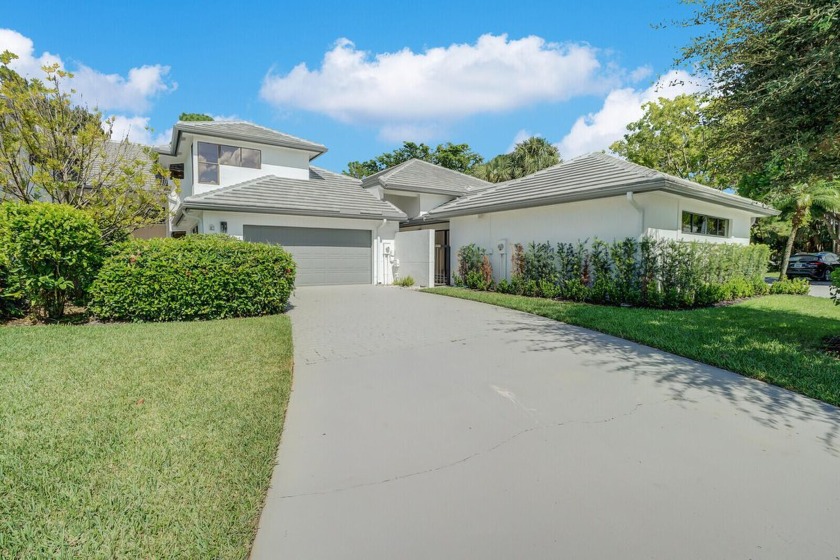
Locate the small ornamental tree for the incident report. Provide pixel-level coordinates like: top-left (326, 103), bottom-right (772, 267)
top-left (0, 202), bottom-right (103, 319)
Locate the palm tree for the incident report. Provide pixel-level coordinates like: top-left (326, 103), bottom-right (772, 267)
top-left (510, 137), bottom-right (561, 178)
top-left (775, 180), bottom-right (840, 279)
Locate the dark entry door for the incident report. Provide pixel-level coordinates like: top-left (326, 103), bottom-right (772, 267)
top-left (434, 229), bottom-right (450, 285)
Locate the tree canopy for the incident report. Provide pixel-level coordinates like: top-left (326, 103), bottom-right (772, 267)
top-left (344, 141), bottom-right (483, 179)
top-left (679, 0), bottom-right (840, 185)
top-left (609, 94), bottom-right (732, 188)
top-left (0, 51), bottom-right (172, 243)
top-left (472, 136), bottom-right (561, 183)
top-left (178, 113), bottom-right (214, 122)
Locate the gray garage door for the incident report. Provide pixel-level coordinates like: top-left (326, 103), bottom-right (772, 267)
top-left (243, 225), bottom-right (372, 286)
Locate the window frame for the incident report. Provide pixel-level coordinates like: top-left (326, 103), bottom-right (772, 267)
top-left (681, 211), bottom-right (730, 238)
top-left (196, 141), bottom-right (262, 185)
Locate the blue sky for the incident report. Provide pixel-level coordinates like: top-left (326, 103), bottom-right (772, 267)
top-left (1, 0), bottom-right (703, 172)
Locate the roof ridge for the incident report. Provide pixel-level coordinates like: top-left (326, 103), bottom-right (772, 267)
top-left (310, 165), bottom-right (362, 185)
top-left (590, 152), bottom-right (661, 179)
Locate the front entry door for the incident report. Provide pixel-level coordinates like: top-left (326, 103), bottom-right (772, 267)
top-left (434, 230), bottom-right (450, 285)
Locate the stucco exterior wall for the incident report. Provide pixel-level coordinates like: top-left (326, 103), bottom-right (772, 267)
top-left (449, 193), bottom-right (756, 282)
top-left (189, 134), bottom-right (310, 196)
top-left (394, 230), bottom-right (434, 287)
top-left (200, 210), bottom-right (398, 284)
top-left (450, 196), bottom-right (642, 281)
top-left (635, 191), bottom-right (753, 244)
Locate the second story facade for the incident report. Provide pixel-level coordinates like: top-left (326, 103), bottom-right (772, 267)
top-left (156, 120), bottom-right (328, 200)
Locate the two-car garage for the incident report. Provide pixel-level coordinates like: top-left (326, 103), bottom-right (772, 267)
top-left (243, 225), bottom-right (372, 286)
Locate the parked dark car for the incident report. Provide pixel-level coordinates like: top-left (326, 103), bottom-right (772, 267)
top-left (786, 252), bottom-right (839, 281)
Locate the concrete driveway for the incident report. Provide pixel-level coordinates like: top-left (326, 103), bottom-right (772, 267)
top-left (251, 286), bottom-right (840, 559)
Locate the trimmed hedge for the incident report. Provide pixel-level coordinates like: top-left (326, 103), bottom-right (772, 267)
top-left (460, 237), bottom-right (771, 309)
top-left (89, 235), bottom-right (296, 321)
top-left (0, 202), bottom-right (103, 319)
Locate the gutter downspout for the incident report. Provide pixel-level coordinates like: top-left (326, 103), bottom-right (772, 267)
top-left (626, 192), bottom-right (645, 237)
top-left (375, 219), bottom-right (387, 284)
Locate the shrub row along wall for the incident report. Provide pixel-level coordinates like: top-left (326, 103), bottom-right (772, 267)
top-left (456, 238), bottom-right (773, 308)
top-left (89, 235), bottom-right (296, 322)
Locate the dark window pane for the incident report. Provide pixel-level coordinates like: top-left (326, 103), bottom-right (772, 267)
top-left (198, 142), bottom-right (218, 163)
top-left (241, 148), bottom-right (261, 169)
top-left (198, 162), bottom-right (219, 184)
top-left (219, 145), bottom-right (241, 166)
top-left (169, 163), bottom-right (184, 179)
top-left (710, 218), bottom-right (721, 236)
top-left (681, 212), bottom-right (692, 233)
top-left (693, 215), bottom-right (706, 234)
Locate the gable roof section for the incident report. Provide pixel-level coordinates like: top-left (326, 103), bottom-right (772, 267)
top-left (182, 167), bottom-right (406, 221)
top-left (361, 159), bottom-right (491, 196)
top-left (428, 152), bottom-right (779, 218)
top-left (159, 121), bottom-right (328, 160)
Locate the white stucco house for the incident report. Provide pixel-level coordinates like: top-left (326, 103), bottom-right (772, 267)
top-left (158, 120), bottom-right (778, 287)
top-left (159, 121), bottom-right (406, 286)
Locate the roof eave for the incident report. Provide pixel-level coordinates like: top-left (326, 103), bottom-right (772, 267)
top-left (382, 182), bottom-right (466, 197)
top-left (181, 200), bottom-right (406, 221)
top-left (430, 179), bottom-right (779, 219)
top-left (172, 125), bottom-right (328, 158)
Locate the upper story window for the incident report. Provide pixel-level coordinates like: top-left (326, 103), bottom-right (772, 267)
top-left (681, 211), bottom-right (729, 237)
top-left (197, 142), bottom-right (261, 184)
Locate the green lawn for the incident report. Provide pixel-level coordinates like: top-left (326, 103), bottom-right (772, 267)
top-left (0, 315), bottom-right (293, 558)
top-left (424, 288), bottom-right (840, 406)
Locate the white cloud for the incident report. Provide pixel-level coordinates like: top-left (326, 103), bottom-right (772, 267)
top-left (378, 123), bottom-right (446, 143)
top-left (261, 34), bottom-right (640, 137)
top-left (556, 70), bottom-right (706, 158)
top-left (108, 115), bottom-right (171, 147)
top-left (507, 129), bottom-right (537, 152)
top-left (0, 28), bottom-right (174, 113)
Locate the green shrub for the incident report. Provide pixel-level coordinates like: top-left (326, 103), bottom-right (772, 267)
top-left (455, 244), bottom-right (494, 290)
top-left (394, 275), bottom-right (415, 287)
top-left (0, 202), bottom-right (103, 319)
top-left (769, 278), bottom-right (810, 295)
top-left (0, 256), bottom-right (26, 319)
top-left (456, 236), bottom-right (771, 309)
top-left (89, 235), bottom-right (296, 322)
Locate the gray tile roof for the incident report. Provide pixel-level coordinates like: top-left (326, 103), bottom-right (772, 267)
top-left (160, 121), bottom-right (328, 159)
top-left (182, 167), bottom-right (406, 221)
top-left (428, 152), bottom-right (779, 218)
top-left (361, 159), bottom-right (491, 196)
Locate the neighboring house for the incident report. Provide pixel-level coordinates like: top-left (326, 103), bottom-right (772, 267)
top-left (157, 120), bottom-right (777, 287)
top-left (158, 121), bottom-right (405, 286)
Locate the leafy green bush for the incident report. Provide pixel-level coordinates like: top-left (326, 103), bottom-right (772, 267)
top-left (769, 277), bottom-right (810, 295)
top-left (89, 235), bottom-right (296, 321)
top-left (455, 244), bottom-right (493, 290)
top-left (0, 255), bottom-right (26, 319)
top-left (394, 275), bottom-right (415, 287)
top-left (0, 202), bottom-right (103, 319)
top-left (458, 237), bottom-right (770, 309)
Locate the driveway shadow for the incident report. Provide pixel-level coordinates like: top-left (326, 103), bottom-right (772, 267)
top-left (490, 314), bottom-right (840, 456)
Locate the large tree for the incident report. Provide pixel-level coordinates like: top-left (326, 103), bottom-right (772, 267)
top-left (610, 94), bottom-right (732, 188)
top-left (345, 141), bottom-right (482, 179)
top-left (0, 51), bottom-right (171, 242)
top-left (680, 0), bottom-right (839, 184)
top-left (472, 136), bottom-right (561, 183)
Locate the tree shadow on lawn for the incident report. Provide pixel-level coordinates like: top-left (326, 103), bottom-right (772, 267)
top-left (489, 309), bottom-right (840, 457)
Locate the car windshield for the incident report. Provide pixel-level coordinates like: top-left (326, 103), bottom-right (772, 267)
top-left (790, 255), bottom-right (818, 263)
